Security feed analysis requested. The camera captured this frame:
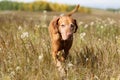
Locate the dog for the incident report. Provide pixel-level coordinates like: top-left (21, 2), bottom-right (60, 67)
top-left (48, 5), bottom-right (79, 65)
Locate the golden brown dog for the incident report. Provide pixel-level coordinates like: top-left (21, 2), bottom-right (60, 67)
top-left (49, 5), bottom-right (79, 64)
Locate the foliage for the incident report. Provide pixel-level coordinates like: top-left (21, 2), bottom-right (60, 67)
top-left (107, 8), bottom-right (120, 12)
top-left (0, 0), bottom-right (91, 13)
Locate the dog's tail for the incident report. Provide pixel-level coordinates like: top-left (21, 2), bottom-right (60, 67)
top-left (67, 4), bottom-right (80, 16)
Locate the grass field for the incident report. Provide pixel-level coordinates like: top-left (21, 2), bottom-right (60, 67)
top-left (0, 11), bottom-right (120, 80)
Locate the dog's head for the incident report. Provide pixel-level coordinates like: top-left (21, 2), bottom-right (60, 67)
top-left (52, 16), bottom-right (78, 40)
top-left (50, 5), bottom-right (79, 40)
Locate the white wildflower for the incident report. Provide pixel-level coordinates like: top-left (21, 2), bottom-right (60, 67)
top-left (118, 49), bottom-right (120, 55)
top-left (18, 26), bottom-right (22, 30)
top-left (0, 48), bottom-right (2, 51)
top-left (27, 58), bottom-right (30, 63)
top-left (42, 24), bottom-right (47, 28)
top-left (8, 60), bottom-right (12, 64)
top-left (86, 58), bottom-right (89, 61)
top-left (110, 19), bottom-right (116, 25)
top-left (38, 54), bottom-right (43, 61)
top-left (43, 15), bottom-right (47, 20)
top-left (79, 21), bottom-right (83, 25)
top-left (104, 23), bottom-right (107, 27)
top-left (98, 38), bottom-right (101, 41)
top-left (95, 17), bottom-right (102, 23)
top-left (115, 36), bottom-right (118, 39)
top-left (20, 32), bottom-right (29, 39)
top-left (67, 62), bottom-right (74, 68)
top-left (10, 71), bottom-right (15, 77)
top-left (107, 17), bottom-right (111, 21)
top-left (90, 22), bottom-right (94, 26)
top-left (107, 17), bottom-right (116, 25)
top-left (16, 66), bottom-right (21, 71)
top-left (80, 32), bottom-right (86, 40)
top-left (43, 10), bottom-right (47, 14)
top-left (94, 75), bottom-right (100, 80)
top-left (100, 25), bottom-right (104, 29)
top-left (35, 24), bottom-right (40, 28)
top-left (60, 13), bottom-right (64, 16)
top-left (84, 24), bottom-right (88, 28)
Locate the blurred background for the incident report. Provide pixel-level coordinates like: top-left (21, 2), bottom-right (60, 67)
top-left (0, 0), bottom-right (120, 80)
top-left (0, 0), bottom-right (120, 12)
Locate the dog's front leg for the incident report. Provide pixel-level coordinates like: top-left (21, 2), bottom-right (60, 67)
top-left (52, 50), bottom-right (58, 64)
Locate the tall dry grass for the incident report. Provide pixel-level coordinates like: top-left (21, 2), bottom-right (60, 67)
top-left (0, 11), bottom-right (120, 80)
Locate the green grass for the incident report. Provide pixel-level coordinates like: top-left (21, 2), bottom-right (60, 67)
top-left (0, 11), bottom-right (120, 80)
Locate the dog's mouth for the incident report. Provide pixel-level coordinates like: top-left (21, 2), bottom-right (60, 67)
top-left (61, 32), bottom-right (73, 40)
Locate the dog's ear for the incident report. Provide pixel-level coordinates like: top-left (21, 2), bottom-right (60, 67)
top-left (73, 19), bottom-right (78, 33)
top-left (50, 17), bottom-right (60, 34)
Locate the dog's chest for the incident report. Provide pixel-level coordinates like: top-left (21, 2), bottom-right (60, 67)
top-left (60, 39), bottom-right (72, 49)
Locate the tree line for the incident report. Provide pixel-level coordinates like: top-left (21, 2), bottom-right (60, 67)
top-left (0, 1), bottom-right (91, 13)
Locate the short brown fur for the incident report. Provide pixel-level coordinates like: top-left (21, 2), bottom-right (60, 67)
top-left (48, 5), bottom-right (79, 64)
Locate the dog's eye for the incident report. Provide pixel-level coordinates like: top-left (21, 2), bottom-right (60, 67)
top-left (61, 24), bottom-right (65, 27)
top-left (70, 24), bottom-right (74, 28)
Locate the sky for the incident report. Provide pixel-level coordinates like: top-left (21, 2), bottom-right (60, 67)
top-left (10, 0), bottom-right (120, 9)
